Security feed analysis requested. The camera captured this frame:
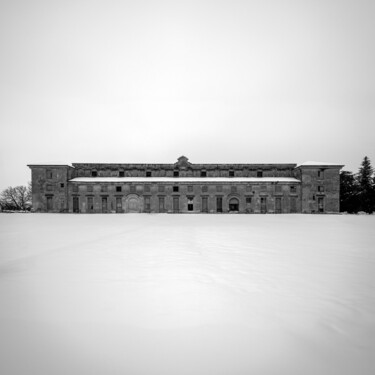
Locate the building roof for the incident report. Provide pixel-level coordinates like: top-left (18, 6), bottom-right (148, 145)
top-left (71, 163), bottom-right (297, 169)
top-left (27, 157), bottom-right (343, 170)
top-left (296, 161), bottom-right (344, 168)
top-left (71, 156), bottom-right (297, 169)
top-left (28, 162), bottom-right (72, 167)
top-left (69, 177), bottom-right (301, 183)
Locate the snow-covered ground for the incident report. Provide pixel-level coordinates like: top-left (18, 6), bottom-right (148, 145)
top-left (0, 214), bottom-right (374, 375)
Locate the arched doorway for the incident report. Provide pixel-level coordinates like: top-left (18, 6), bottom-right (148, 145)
top-left (229, 197), bottom-right (239, 212)
top-left (125, 194), bottom-right (141, 213)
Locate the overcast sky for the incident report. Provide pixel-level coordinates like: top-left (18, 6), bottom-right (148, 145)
top-left (0, 0), bottom-right (374, 190)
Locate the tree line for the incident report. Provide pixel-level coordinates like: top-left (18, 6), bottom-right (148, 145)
top-left (340, 156), bottom-right (375, 213)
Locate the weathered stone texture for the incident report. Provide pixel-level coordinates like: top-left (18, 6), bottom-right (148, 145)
top-left (28, 157), bottom-right (343, 214)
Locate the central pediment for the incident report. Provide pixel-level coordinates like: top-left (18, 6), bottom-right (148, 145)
top-left (175, 155), bottom-right (191, 169)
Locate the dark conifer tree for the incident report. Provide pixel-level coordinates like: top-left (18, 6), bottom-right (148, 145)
top-left (340, 171), bottom-right (359, 213)
top-left (356, 156), bottom-right (375, 213)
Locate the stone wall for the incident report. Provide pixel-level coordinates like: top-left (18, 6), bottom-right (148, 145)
top-left (66, 182), bottom-right (301, 214)
top-left (297, 166), bottom-right (341, 213)
top-left (28, 158), bottom-right (342, 214)
top-left (29, 166), bottom-right (71, 212)
top-left (71, 163), bottom-right (297, 178)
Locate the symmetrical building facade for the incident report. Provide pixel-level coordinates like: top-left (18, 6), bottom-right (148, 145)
top-left (28, 156), bottom-right (343, 214)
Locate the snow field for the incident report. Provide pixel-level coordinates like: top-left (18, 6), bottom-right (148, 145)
top-left (0, 214), bottom-right (374, 375)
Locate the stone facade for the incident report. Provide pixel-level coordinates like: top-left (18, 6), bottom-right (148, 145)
top-left (28, 156), bottom-right (343, 214)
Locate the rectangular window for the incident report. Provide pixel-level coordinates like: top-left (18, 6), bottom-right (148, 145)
top-left (245, 196), bottom-right (252, 213)
top-left (119, 171), bottom-right (124, 177)
top-left (318, 186), bottom-right (324, 193)
top-left (275, 197), bottom-right (282, 213)
top-left (202, 185), bottom-right (208, 193)
top-left (202, 197), bottom-right (208, 213)
top-left (46, 196), bottom-right (53, 211)
top-left (216, 197), bottom-right (223, 213)
top-left (187, 196), bottom-right (194, 211)
top-left (116, 197), bottom-right (122, 213)
top-left (92, 171), bottom-right (98, 177)
top-left (73, 197), bottom-right (79, 213)
top-left (173, 170), bottom-right (179, 177)
top-left (159, 196), bottom-right (165, 212)
top-left (216, 185), bottom-right (223, 192)
top-left (290, 197), bottom-right (297, 213)
top-left (60, 198), bottom-right (65, 211)
top-left (290, 185), bottom-right (296, 193)
top-left (229, 170), bottom-right (234, 177)
top-left (173, 196), bottom-right (179, 212)
top-left (158, 185), bottom-right (165, 193)
top-left (173, 186), bottom-right (179, 192)
top-left (188, 185), bottom-right (193, 192)
top-left (261, 197), bottom-right (267, 213)
top-left (60, 183), bottom-right (64, 188)
top-left (144, 196), bottom-right (151, 213)
top-left (146, 171), bottom-right (152, 177)
top-left (87, 197), bottom-right (94, 212)
top-left (201, 171), bottom-right (207, 177)
top-left (257, 171), bottom-right (263, 178)
top-left (318, 169), bottom-right (324, 179)
top-left (102, 197), bottom-right (107, 213)
top-left (116, 186), bottom-right (122, 192)
top-left (318, 197), bottom-right (324, 213)
top-left (46, 169), bottom-right (52, 179)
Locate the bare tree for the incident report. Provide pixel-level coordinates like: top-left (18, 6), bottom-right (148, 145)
top-left (0, 184), bottom-right (31, 211)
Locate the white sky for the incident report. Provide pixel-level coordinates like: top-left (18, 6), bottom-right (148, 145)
top-left (1, 0), bottom-right (374, 191)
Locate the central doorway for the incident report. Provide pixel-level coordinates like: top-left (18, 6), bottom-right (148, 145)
top-left (229, 197), bottom-right (239, 212)
top-left (128, 197), bottom-right (140, 212)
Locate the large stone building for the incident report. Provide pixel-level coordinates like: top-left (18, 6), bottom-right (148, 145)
top-left (28, 156), bottom-right (343, 214)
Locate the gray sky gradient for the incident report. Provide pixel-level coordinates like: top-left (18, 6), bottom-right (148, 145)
top-left (1, 0), bottom-right (374, 191)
